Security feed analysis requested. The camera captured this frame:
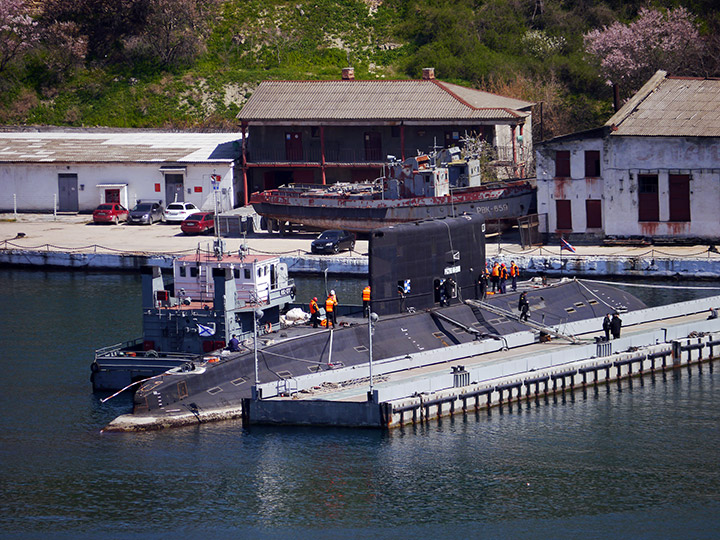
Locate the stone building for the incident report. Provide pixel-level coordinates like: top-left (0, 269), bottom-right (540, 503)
top-left (536, 71), bottom-right (720, 243)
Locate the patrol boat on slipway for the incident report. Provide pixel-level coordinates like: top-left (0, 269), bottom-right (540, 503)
top-left (250, 146), bottom-right (535, 234)
top-left (100, 214), bottom-right (646, 431)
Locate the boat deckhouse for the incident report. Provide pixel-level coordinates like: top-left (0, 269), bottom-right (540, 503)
top-left (535, 71), bottom-right (720, 243)
top-left (237, 67), bottom-right (534, 205)
top-left (0, 129), bottom-right (242, 213)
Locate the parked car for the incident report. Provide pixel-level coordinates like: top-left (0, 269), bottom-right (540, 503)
top-left (127, 201), bottom-right (164, 225)
top-left (164, 201), bottom-right (199, 224)
top-left (181, 212), bottom-right (215, 235)
top-left (311, 230), bottom-right (356, 254)
top-left (92, 203), bottom-right (128, 225)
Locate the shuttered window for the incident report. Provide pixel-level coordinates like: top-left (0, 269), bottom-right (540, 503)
top-left (555, 150), bottom-right (570, 177)
top-left (556, 199), bottom-right (572, 230)
top-left (638, 174), bottom-right (659, 222)
top-left (585, 151), bottom-right (601, 177)
top-left (586, 199), bottom-right (602, 229)
top-left (668, 174), bottom-right (691, 221)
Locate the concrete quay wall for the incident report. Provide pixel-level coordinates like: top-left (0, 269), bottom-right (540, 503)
top-left (0, 248), bottom-right (175, 271)
top-left (4, 246), bottom-right (720, 279)
top-left (383, 328), bottom-right (719, 429)
top-left (501, 251), bottom-right (720, 279)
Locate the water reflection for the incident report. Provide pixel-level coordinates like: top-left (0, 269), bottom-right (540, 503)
top-left (1, 269), bottom-right (720, 538)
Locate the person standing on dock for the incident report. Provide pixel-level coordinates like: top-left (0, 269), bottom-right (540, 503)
top-left (326, 290), bottom-right (338, 328)
top-left (602, 314), bottom-right (611, 341)
top-left (499, 263), bottom-right (508, 294)
top-left (510, 261), bottom-right (519, 292)
top-left (610, 313), bottom-right (622, 339)
top-left (309, 297), bottom-right (320, 328)
top-left (518, 292), bottom-right (530, 321)
top-left (478, 270), bottom-right (488, 300)
top-left (490, 262), bottom-right (500, 293)
top-left (362, 285), bottom-right (371, 317)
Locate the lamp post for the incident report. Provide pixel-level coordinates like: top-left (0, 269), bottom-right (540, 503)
top-left (253, 308), bottom-right (264, 400)
top-left (368, 312), bottom-right (378, 401)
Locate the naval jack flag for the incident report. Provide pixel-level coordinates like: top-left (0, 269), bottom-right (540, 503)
top-left (560, 237), bottom-right (576, 253)
top-left (197, 322), bottom-right (216, 337)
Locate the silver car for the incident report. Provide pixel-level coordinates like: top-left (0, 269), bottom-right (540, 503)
top-left (127, 201), bottom-right (164, 225)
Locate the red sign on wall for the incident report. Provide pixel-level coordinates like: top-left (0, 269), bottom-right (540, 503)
top-left (154, 183), bottom-right (161, 192)
top-left (194, 186), bottom-right (203, 193)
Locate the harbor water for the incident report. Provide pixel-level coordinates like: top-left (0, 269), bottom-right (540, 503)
top-left (2, 269), bottom-right (720, 539)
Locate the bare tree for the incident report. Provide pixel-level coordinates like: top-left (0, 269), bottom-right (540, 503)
top-left (142, 0), bottom-right (204, 66)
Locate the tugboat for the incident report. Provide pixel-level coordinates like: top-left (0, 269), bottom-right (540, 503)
top-left (90, 238), bottom-right (295, 392)
top-left (250, 146), bottom-right (535, 233)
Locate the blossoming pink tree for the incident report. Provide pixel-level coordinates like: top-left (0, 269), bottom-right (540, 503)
top-left (0, 0), bottom-right (39, 74)
top-left (584, 7), bottom-right (702, 101)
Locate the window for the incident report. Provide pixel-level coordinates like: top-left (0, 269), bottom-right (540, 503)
top-left (364, 132), bottom-right (382, 161)
top-left (285, 132), bottom-right (303, 161)
top-left (556, 199), bottom-right (572, 230)
top-left (179, 267), bottom-right (186, 277)
top-left (105, 189), bottom-right (120, 203)
top-left (586, 199), bottom-right (602, 229)
top-left (555, 150), bottom-right (570, 177)
top-left (585, 151), bottom-right (601, 177)
top-left (668, 174), bottom-right (691, 221)
top-left (190, 267), bottom-right (199, 278)
top-left (233, 268), bottom-right (240, 279)
top-left (638, 174), bottom-right (659, 221)
top-left (444, 131), bottom-right (460, 147)
top-left (244, 269), bottom-right (251, 279)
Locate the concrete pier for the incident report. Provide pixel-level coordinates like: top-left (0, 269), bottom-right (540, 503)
top-left (243, 295), bottom-right (720, 429)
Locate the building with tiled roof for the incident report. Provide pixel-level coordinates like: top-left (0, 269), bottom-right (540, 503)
top-left (236, 68), bottom-right (534, 204)
top-left (535, 71), bottom-right (720, 242)
top-left (0, 129), bottom-right (242, 213)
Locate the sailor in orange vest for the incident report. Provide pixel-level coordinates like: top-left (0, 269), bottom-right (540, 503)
top-left (309, 297), bottom-right (320, 328)
top-left (510, 261), bottom-right (519, 291)
top-left (326, 290), bottom-right (338, 328)
top-left (491, 262), bottom-right (500, 293)
top-left (499, 263), bottom-right (508, 294)
top-left (362, 285), bottom-right (371, 317)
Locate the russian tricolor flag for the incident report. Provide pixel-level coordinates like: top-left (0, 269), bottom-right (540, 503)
top-left (560, 237), bottom-right (576, 253)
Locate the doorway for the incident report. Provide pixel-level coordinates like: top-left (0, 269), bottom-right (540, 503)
top-left (58, 174), bottom-right (78, 212)
top-left (165, 173), bottom-right (184, 203)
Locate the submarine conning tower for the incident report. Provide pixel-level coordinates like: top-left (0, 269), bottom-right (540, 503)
top-left (368, 213), bottom-right (486, 317)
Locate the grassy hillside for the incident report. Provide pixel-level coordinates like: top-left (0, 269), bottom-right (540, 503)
top-left (1, 0), bottom-right (718, 138)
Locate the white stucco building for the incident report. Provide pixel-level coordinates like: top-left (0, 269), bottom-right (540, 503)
top-left (0, 129), bottom-right (243, 213)
top-left (536, 71), bottom-right (720, 243)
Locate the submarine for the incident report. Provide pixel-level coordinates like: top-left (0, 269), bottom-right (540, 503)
top-left (104, 214), bottom-right (646, 430)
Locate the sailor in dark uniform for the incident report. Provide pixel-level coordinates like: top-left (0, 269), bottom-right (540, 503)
top-left (518, 292), bottom-right (530, 321)
top-left (228, 334), bottom-right (240, 352)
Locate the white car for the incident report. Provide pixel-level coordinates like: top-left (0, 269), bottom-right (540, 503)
top-left (164, 202), bottom-right (199, 224)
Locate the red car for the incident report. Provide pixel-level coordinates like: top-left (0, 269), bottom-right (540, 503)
top-left (181, 212), bottom-right (215, 235)
top-left (93, 203), bottom-right (128, 224)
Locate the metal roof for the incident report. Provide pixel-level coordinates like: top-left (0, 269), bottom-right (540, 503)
top-left (237, 80), bottom-right (533, 122)
top-left (0, 130), bottom-right (242, 164)
top-left (606, 71), bottom-right (720, 137)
